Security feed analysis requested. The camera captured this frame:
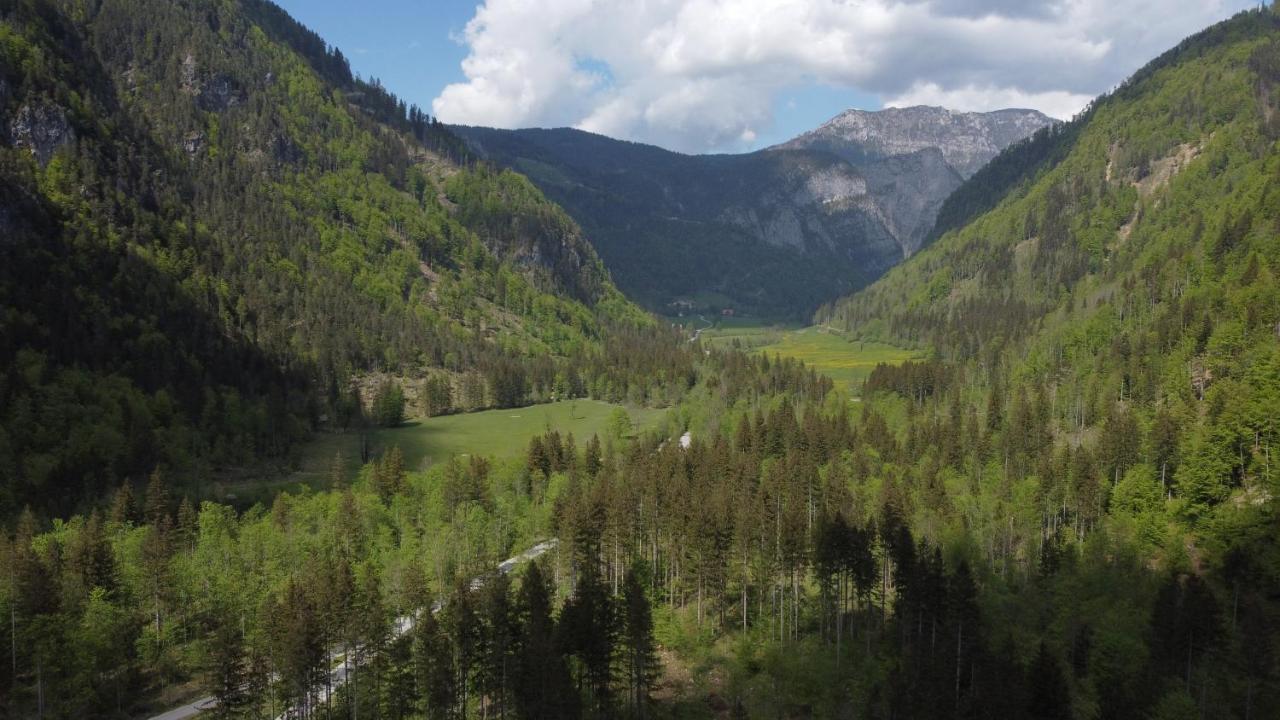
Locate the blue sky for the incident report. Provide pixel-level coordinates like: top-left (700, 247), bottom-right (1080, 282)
top-left (273, 0), bottom-right (474, 116)
top-left (277, 0), bottom-right (1256, 154)
top-left (275, 0), bottom-right (880, 150)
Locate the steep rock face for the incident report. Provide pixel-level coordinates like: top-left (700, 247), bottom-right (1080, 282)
top-left (860, 147), bottom-right (964, 254)
top-left (775, 106), bottom-right (1052, 178)
top-left (8, 102), bottom-right (75, 166)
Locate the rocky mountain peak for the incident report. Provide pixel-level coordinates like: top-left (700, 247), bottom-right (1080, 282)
top-left (773, 105), bottom-right (1053, 178)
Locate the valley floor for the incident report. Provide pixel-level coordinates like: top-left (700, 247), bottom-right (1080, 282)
top-left (691, 318), bottom-right (921, 394)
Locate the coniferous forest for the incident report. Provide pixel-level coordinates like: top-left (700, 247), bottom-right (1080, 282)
top-left (1, 1), bottom-right (1279, 719)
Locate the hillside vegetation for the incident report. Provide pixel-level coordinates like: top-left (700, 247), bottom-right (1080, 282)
top-left (805, 6), bottom-right (1280, 715)
top-left (0, 0), bottom-right (663, 516)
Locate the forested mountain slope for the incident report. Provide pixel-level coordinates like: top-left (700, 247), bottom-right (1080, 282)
top-left (800, 6), bottom-right (1280, 714)
top-left (0, 0), bottom-right (650, 516)
top-left (453, 108), bottom-right (1049, 319)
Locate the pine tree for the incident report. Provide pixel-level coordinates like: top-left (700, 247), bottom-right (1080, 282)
top-left (1026, 642), bottom-right (1071, 720)
top-left (66, 510), bottom-right (115, 599)
top-left (355, 565), bottom-right (390, 712)
top-left (619, 565), bottom-right (659, 719)
top-left (445, 580), bottom-right (479, 718)
top-left (176, 497), bottom-right (199, 553)
top-left (413, 609), bottom-right (455, 720)
top-left (207, 607), bottom-right (250, 719)
top-left (108, 482), bottom-right (136, 526)
top-left (376, 445), bottom-right (407, 502)
top-left (329, 451), bottom-right (347, 489)
top-left (266, 578), bottom-right (326, 717)
top-left (13, 509), bottom-right (57, 719)
top-left (144, 468), bottom-right (171, 525)
top-left (584, 434), bottom-right (602, 478)
top-left (527, 435), bottom-right (551, 479)
top-left (476, 572), bottom-right (517, 718)
top-left (560, 561), bottom-right (616, 715)
top-left (140, 518), bottom-right (174, 660)
top-left (514, 562), bottom-right (577, 720)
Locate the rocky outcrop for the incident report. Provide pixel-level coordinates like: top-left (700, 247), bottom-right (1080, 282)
top-left (196, 74), bottom-right (243, 112)
top-left (182, 131), bottom-right (205, 157)
top-left (9, 102), bottom-right (75, 166)
top-left (774, 106), bottom-right (1052, 178)
top-left (181, 52), bottom-right (244, 112)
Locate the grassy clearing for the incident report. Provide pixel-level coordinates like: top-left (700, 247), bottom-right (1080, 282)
top-left (296, 399), bottom-right (668, 481)
top-left (760, 327), bottom-right (922, 393)
top-left (695, 320), bottom-right (922, 394)
top-left (212, 399), bottom-right (668, 507)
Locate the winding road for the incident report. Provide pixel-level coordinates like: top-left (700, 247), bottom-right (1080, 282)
top-left (689, 314), bottom-right (713, 343)
top-left (145, 539), bottom-right (559, 720)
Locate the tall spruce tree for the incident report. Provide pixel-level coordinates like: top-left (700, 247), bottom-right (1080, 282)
top-left (619, 565), bottom-right (659, 719)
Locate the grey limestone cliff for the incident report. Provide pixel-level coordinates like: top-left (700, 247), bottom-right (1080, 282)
top-left (774, 106), bottom-right (1052, 178)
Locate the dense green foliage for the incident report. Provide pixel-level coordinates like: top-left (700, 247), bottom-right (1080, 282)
top-left (0, 340), bottom-right (826, 719)
top-left (0, 0), bottom-right (652, 516)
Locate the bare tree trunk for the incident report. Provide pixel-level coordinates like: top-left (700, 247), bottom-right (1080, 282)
top-left (36, 654), bottom-right (44, 720)
top-left (697, 571), bottom-right (703, 628)
top-left (1245, 677), bottom-right (1254, 720)
top-left (1232, 584), bottom-right (1239, 633)
top-left (835, 578), bottom-right (842, 664)
top-left (954, 622), bottom-right (962, 713)
top-left (155, 591), bottom-right (162, 651)
top-left (866, 592), bottom-right (872, 656)
top-left (793, 571), bottom-right (800, 642)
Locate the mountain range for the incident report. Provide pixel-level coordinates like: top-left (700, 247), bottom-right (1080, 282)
top-left (454, 106), bottom-right (1052, 318)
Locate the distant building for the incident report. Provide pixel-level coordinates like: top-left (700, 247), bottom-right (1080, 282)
top-left (721, 308), bottom-right (735, 317)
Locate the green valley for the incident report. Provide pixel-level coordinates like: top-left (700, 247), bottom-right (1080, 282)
top-left (1, 2), bottom-right (1278, 720)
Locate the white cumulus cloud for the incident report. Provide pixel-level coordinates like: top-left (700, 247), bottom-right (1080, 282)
top-left (433, 0), bottom-right (1254, 152)
top-left (884, 82), bottom-right (1095, 120)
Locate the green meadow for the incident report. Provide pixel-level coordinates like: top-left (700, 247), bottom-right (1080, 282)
top-left (214, 399), bottom-right (668, 506)
top-left (759, 328), bottom-right (922, 393)
top-left (697, 320), bottom-right (921, 394)
top-left (300, 399), bottom-right (667, 479)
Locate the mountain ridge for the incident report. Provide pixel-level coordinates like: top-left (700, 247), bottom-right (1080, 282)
top-left (772, 105), bottom-right (1053, 177)
top-left (453, 106), bottom-right (1050, 317)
